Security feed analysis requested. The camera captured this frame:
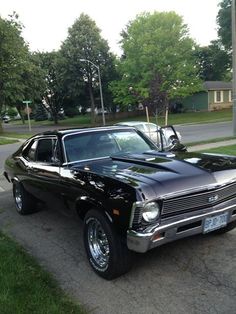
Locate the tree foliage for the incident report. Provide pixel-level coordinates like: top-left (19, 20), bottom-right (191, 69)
top-left (0, 13), bottom-right (45, 128)
top-left (34, 103), bottom-right (48, 121)
top-left (217, 0), bottom-right (232, 51)
top-left (33, 51), bottom-right (64, 124)
top-left (110, 12), bottom-right (202, 115)
top-left (195, 40), bottom-right (231, 81)
top-left (60, 13), bottom-right (116, 124)
top-left (0, 13), bottom-right (27, 130)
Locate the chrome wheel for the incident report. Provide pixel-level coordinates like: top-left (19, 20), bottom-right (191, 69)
top-left (14, 184), bottom-right (23, 211)
top-left (87, 217), bottom-right (110, 269)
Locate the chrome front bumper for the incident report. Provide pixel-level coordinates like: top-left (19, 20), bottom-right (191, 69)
top-left (127, 200), bottom-right (236, 253)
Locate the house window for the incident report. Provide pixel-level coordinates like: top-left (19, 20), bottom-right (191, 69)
top-left (214, 91), bottom-right (223, 103)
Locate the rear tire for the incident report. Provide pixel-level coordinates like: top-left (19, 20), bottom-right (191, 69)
top-left (83, 209), bottom-right (133, 280)
top-left (13, 181), bottom-right (37, 215)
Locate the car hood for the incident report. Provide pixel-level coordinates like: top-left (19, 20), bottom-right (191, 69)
top-left (70, 151), bottom-right (236, 200)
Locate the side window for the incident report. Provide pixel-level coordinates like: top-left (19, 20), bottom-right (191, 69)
top-left (23, 140), bottom-right (38, 161)
top-left (36, 139), bottom-right (54, 163)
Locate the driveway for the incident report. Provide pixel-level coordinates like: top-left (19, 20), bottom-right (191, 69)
top-left (1, 186), bottom-right (236, 313)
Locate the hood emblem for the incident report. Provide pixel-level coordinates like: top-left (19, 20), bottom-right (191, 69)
top-left (208, 194), bottom-right (219, 203)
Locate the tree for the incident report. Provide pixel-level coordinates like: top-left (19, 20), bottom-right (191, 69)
top-left (60, 13), bottom-right (114, 124)
top-left (0, 13), bottom-right (28, 132)
top-left (34, 103), bottom-right (48, 121)
top-left (195, 41), bottom-right (231, 81)
top-left (110, 12), bottom-right (202, 119)
top-left (33, 51), bottom-right (64, 124)
top-left (0, 13), bottom-right (45, 129)
top-left (217, 0), bottom-right (231, 51)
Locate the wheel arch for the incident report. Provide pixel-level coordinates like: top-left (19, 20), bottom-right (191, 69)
top-left (75, 197), bottom-right (113, 222)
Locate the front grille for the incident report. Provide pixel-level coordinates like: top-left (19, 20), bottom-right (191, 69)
top-left (162, 181), bottom-right (236, 217)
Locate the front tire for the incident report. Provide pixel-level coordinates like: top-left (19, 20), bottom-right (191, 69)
top-left (83, 209), bottom-right (133, 280)
top-left (13, 181), bottom-right (37, 215)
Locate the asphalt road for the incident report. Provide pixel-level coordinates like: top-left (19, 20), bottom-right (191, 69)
top-left (1, 188), bottom-right (236, 314)
top-left (0, 142), bottom-right (21, 170)
top-left (2, 121), bottom-right (234, 143)
top-left (175, 121), bottom-right (233, 143)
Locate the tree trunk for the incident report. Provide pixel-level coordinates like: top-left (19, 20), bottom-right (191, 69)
top-left (16, 105), bottom-right (25, 124)
top-left (165, 98), bottom-right (169, 126)
top-left (88, 80), bottom-right (96, 125)
top-left (0, 122), bottom-right (3, 134)
top-left (53, 111), bottom-right (58, 125)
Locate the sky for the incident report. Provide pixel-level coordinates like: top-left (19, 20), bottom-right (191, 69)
top-left (0, 0), bottom-right (221, 55)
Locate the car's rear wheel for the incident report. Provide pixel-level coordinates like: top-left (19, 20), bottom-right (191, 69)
top-left (83, 209), bottom-right (133, 280)
top-left (13, 181), bottom-right (37, 215)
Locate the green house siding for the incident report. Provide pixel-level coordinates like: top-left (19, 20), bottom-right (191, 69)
top-left (181, 92), bottom-right (208, 111)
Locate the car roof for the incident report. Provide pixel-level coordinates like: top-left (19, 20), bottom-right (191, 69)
top-left (116, 121), bottom-right (156, 126)
top-left (35, 126), bottom-right (136, 137)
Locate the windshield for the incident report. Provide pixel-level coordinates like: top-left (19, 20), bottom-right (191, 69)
top-left (63, 129), bottom-right (157, 162)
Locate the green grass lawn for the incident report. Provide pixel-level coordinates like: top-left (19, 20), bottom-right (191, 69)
top-left (0, 138), bottom-right (18, 145)
top-left (200, 145), bottom-right (236, 156)
top-left (0, 231), bottom-right (85, 314)
top-left (1, 132), bottom-right (33, 139)
top-left (9, 108), bottom-right (232, 128)
top-left (122, 109), bottom-right (232, 126)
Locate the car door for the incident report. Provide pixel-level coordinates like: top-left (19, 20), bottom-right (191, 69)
top-left (25, 136), bottom-right (63, 207)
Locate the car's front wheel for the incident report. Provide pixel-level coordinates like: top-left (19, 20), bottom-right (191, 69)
top-left (13, 181), bottom-right (37, 215)
top-left (83, 209), bottom-right (133, 280)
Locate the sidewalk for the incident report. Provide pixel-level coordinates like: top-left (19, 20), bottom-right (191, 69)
top-left (188, 139), bottom-right (236, 152)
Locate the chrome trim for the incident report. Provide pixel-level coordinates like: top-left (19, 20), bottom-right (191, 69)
top-left (127, 200), bottom-right (236, 253)
top-left (87, 217), bottom-right (110, 269)
top-left (160, 178), bottom-right (236, 200)
top-left (129, 200), bottom-right (161, 228)
top-left (13, 176), bottom-right (20, 182)
top-left (162, 180), bottom-right (236, 216)
top-left (62, 156), bottom-right (110, 166)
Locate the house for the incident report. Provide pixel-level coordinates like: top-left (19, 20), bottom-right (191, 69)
top-left (181, 81), bottom-right (232, 111)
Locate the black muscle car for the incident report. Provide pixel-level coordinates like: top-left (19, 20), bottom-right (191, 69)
top-left (4, 126), bottom-right (236, 279)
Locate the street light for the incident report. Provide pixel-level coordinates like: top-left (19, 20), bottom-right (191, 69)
top-left (80, 59), bottom-right (106, 126)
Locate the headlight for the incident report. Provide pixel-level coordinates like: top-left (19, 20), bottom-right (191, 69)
top-left (142, 202), bottom-right (160, 222)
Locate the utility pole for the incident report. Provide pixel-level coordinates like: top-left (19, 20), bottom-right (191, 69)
top-left (232, 0), bottom-right (236, 135)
